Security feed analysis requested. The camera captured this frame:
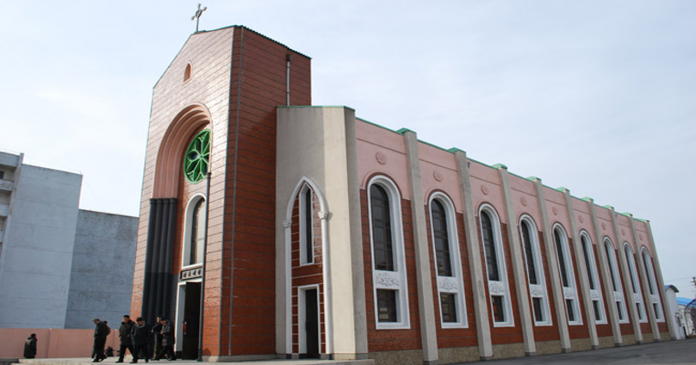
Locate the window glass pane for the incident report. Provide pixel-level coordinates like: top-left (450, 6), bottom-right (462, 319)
top-left (532, 297), bottom-right (544, 322)
top-left (566, 299), bottom-right (575, 322)
top-left (377, 289), bottom-right (397, 322)
top-left (303, 189), bottom-right (313, 264)
top-left (370, 185), bottom-right (394, 271)
top-left (555, 230), bottom-right (569, 287)
top-left (190, 199), bottom-right (205, 265)
top-left (521, 221), bottom-right (538, 285)
top-left (593, 300), bottom-right (602, 321)
top-left (581, 236), bottom-right (596, 290)
top-left (605, 242), bottom-right (618, 292)
top-left (642, 252), bottom-right (656, 295)
top-left (440, 293), bottom-right (457, 323)
top-left (616, 302), bottom-right (624, 320)
top-left (431, 200), bottom-right (453, 277)
top-left (481, 212), bottom-right (500, 281)
top-left (625, 246), bottom-right (638, 293)
top-left (492, 295), bottom-right (505, 322)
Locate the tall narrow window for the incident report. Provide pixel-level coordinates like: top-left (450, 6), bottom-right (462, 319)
top-left (479, 206), bottom-right (513, 326)
top-left (430, 194), bottom-right (467, 328)
top-left (581, 233), bottom-right (605, 324)
top-left (604, 239), bottom-right (628, 323)
top-left (187, 198), bottom-right (205, 266)
top-left (554, 226), bottom-right (581, 325)
top-left (368, 177), bottom-right (410, 329)
top-left (641, 248), bottom-right (664, 322)
top-left (520, 217), bottom-right (551, 325)
top-left (624, 244), bottom-right (646, 322)
top-left (300, 186), bottom-right (314, 265)
top-left (371, 185), bottom-right (394, 271)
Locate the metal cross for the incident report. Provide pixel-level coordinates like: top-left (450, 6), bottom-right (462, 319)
top-left (191, 3), bottom-right (208, 33)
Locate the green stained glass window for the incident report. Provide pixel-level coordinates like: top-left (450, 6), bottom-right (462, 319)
top-left (184, 129), bottom-right (210, 183)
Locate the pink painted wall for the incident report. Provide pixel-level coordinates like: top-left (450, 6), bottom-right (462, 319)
top-left (0, 329), bottom-right (119, 359)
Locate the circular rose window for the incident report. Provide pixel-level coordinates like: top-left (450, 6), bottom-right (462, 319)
top-left (184, 129), bottom-right (211, 183)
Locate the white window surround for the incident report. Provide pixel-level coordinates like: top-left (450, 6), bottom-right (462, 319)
top-left (580, 231), bottom-right (607, 325)
top-left (519, 215), bottom-right (552, 326)
top-left (367, 175), bottom-right (410, 330)
top-left (428, 193), bottom-right (467, 328)
top-left (478, 204), bottom-right (514, 327)
top-left (181, 194), bottom-right (206, 269)
top-left (553, 224), bottom-right (582, 326)
top-left (604, 238), bottom-right (629, 324)
top-left (299, 185), bottom-right (314, 266)
top-left (641, 247), bottom-right (664, 322)
top-left (623, 243), bottom-right (647, 323)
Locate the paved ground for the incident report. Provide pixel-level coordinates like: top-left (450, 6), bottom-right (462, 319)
top-left (459, 339), bottom-right (696, 365)
top-left (10, 339), bottom-right (696, 365)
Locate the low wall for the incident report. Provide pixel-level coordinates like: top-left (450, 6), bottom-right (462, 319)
top-left (0, 329), bottom-right (119, 359)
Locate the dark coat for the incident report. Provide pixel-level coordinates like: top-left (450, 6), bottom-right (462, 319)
top-left (161, 321), bottom-right (175, 346)
top-left (119, 320), bottom-right (135, 345)
top-left (94, 321), bottom-right (109, 341)
top-left (151, 322), bottom-right (163, 343)
top-left (130, 323), bottom-right (150, 346)
top-left (23, 336), bottom-right (37, 358)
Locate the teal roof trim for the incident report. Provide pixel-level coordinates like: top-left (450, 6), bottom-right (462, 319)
top-left (356, 117), bottom-right (398, 133)
top-left (396, 128), bottom-right (416, 135)
top-left (447, 148), bottom-right (466, 154)
top-left (491, 163), bottom-right (508, 170)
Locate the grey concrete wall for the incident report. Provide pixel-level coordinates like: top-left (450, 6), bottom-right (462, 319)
top-left (65, 210), bottom-right (137, 329)
top-left (0, 165), bottom-right (82, 328)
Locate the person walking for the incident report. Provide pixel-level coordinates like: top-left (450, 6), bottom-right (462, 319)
top-left (23, 334), bottom-right (37, 358)
top-left (157, 317), bottom-right (176, 361)
top-left (130, 317), bottom-right (150, 363)
top-left (150, 316), bottom-right (163, 360)
top-left (117, 315), bottom-right (135, 363)
top-left (92, 318), bottom-right (109, 362)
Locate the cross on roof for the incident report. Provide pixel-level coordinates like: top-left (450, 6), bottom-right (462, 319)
top-left (191, 3), bottom-right (208, 33)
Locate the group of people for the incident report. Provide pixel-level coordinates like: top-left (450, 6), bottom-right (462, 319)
top-left (92, 315), bottom-right (176, 363)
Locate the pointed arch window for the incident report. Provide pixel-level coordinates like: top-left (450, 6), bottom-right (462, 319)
top-left (623, 244), bottom-right (647, 322)
top-left (479, 205), bottom-right (513, 326)
top-left (299, 185), bottom-right (314, 265)
top-left (368, 176), bottom-right (410, 329)
top-left (554, 225), bottom-right (582, 325)
top-left (429, 194), bottom-right (467, 328)
top-left (520, 216), bottom-right (551, 326)
top-left (641, 248), bottom-right (664, 322)
top-left (580, 233), bottom-right (606, 324)
top-left (183, 197), bottom-right (206, 267)
top-left (604, 239), bottom-right (629, 323)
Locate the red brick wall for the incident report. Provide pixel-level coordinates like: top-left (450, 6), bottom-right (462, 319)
top-left (362, 191), bottom-right (423, 353)
top-left (220, 27), bottom-right (311, 356)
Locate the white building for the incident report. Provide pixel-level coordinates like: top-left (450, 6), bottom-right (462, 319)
top-left (0, 150), bottom-right (138, 329)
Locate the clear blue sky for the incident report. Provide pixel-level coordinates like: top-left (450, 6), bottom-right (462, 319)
top-left (1, 1), bottom-right (694, 297)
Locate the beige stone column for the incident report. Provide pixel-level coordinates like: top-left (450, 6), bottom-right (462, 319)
top-left (587, 200), bottom-right (622, 345)
top-left (533, 179), bottom-right (571, 352)
top-left (452, 150), bottom-right (492, 360)
top-left (561, 190), bottom-right (599, 349)
top-left (609, 207), bottom-right (643, 344)
top-left (497, 166), bottom-right (535, 355)
top-left (403, 131), bottom-right (438, 365)
top-left (644, 220), bottom-right (677, 340)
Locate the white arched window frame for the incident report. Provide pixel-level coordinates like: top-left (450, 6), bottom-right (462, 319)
top-left (428, 193), bottom-right (467, 328)
top-left (580, 232), bottom-right (606, 324)
top-left (367, 175), bottom-right (410, 329)
top-left (479, 204), bottom-right (514, 327)
top-left (519, 215), bottom-right (552, 326)
top-left (553, 224), bottom-right (582, 325)
top-left (623, 243), bottom-right (647, 323)
top-left (299, 184), bottom-right (314, 265)
top-left (182, 194), bottom-right (206, 268)
top-left (604, 238), bottom-right (629, 324)
top-left (640, 247), bottom-right (664, 322)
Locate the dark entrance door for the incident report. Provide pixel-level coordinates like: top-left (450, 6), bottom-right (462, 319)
top-left (181, 282), bottom-right (201, 360)
top-left (303, 289), bottom-right (319, 358)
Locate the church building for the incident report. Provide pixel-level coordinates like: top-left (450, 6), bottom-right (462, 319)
top-left (131, 25), bottom-right (675, 364)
